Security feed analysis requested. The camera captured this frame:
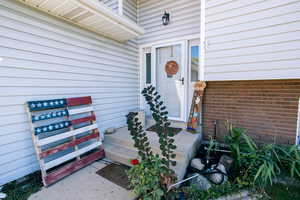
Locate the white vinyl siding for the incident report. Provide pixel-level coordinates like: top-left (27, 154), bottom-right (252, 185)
top-left (99, 0), bottom-right (119, 13)
top-left (124, 0), bottom-right (137, 23)
top-left (0, 0), bottom-right (139, 185)
top-left (137, 0), bottom-right (201, 44)
top-left (204, 0), bottom-right (300, 81)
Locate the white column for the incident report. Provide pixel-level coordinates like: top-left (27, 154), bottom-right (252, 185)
top-left (199, 0), bottom-right (206, 81)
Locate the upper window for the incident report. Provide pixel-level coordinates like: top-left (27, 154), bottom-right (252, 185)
top-left (190, 46), bottom-right (199, 82)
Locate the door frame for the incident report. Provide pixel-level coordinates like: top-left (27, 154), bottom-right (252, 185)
top-left (151, 40), bottom-right (188, 122)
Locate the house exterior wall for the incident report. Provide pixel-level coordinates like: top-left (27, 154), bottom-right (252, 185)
top-left (124, 0), bottom-right (137, 23)
top-left (202, 79), bottom-right (300, 145)
top-left (0, 0), bottom-right (139, 185)
top-left (204, 0), bottom-right (300, 81)
top-left (137, 0), bottom-right (201, 44)
top-left (100, 0), bottom-right (119, 13)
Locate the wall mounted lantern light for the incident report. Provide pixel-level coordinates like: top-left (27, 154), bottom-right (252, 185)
top-left (162, 11), bottom-right (170, 25)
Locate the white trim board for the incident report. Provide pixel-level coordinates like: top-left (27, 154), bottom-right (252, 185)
top-left (199, 0), bottom-right (205, 81)
top-left (139, 34), bottom-right (200, 48)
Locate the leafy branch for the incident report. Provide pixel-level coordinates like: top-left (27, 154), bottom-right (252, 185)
top-left (142, 85), bottom-right (177, 172)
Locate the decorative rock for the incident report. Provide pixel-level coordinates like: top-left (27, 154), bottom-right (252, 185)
top-left (190, 158), bottom-right (205, 171)
top-left (188, 173), bottom-right (211, 191)
top-left (105, 127), bottom-right (116, 134)
top-left (219, 155), bottom-right (234, 172)
top-left (209, 164), bottom-right (228, 184)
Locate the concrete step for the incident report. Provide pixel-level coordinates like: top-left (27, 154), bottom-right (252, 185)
top-left (104, 142), bottom-right (138, 166)
top-left (104, 138), bottom-right (187, 163)
top-left (103, 123), bottom-right (202, 181)
top-left (104, 140), bottom-right (186, 165)
top-left (103, 142), bottom-right (188, 181)
top-left (105, 127), bottom-right (201, 162)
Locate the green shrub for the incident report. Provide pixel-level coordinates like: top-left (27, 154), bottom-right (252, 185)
top-left (127, 155), bottom-right (168, 200)
top-left (224, 122), bottom-right (300, 187)
top-left (126, 85), bottom-right (177, 200)
top-left (184, 181), bottom-right (241, 200)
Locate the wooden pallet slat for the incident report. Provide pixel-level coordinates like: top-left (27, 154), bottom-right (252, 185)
top-left (45, 148), bottom-right (104, 185)
top-left (68, 106), bottom-right (94, 115)
top-left (38, 124), bottom-right (98, 146)
top-left (25, 96), bottom-right (105, 186)
top-left (40, 131), bottom-right (99, 158)
top-left (44, 141), bottom-right (102, 170)
top-left (66, 96), bottom-right (92, 106)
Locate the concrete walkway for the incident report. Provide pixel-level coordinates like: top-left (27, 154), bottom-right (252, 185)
top-left (29, 161), bottom-right (134, 200)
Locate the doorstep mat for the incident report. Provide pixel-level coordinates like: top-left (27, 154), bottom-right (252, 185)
top-left (96, 163), bottom-right (130, 190)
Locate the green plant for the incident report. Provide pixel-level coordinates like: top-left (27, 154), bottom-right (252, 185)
top-left (224, 121), bottom-right (256, 167)
top-left (142, 85), bottom-right (177, 171)
top-left (126, 112), bottom-right (153, 161)
top-left (127, 155), bottom-right (168, 200)
top-left (184, 181), bottom-right (241, 200)
top-left (2, 172), bottom-right (42, 200)
top-left (206, 136), bottom-right (219, 159)
top-left (224, 122), bottom-right (300, 188)
top-left (276, 145), bottom-right (300, 179)
top-left (126, 85), bottom-right (178, 200)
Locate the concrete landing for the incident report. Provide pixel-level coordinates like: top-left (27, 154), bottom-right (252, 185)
top-left (28, 161), bottom-right (134, 200)
top-left (104, 120), bottom-right (202, 181)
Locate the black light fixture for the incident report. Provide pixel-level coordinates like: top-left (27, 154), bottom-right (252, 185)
top-left (162, 11), bottom-right (170, 25)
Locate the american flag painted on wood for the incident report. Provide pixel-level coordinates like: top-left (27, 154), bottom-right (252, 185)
top-left (25, 96), bottom-right (105, 186)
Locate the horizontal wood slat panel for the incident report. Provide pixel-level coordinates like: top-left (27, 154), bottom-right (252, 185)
top-left (71, 114), bottom-right (96, 125)
top-left (44, 141), bottom-right (102, 170)
top-left (39, 131), bottom-right (99, 158)
top-left (45, 147), bottom-right (105, 185)
top-left (66, 96), bottom-right (92, 106)
top-left (68, 106), bottom-right (94, 115)
top-left (38, 124), bottom-right (98, 146)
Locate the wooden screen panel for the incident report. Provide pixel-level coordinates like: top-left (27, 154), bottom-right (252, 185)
top-left (25, 96), bottom-right (105, 186)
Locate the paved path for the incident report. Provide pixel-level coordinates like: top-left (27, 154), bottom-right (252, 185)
top-left (29, 161), bottom-right (134, 200)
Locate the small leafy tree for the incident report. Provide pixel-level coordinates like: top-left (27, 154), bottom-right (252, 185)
top-left (126, 85), bottom-right (177, 200)
top-left (142, 85), bottom-right (177, 170)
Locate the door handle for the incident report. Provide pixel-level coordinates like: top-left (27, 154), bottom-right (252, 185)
top-left (180, 77), bottom-right (184, 85)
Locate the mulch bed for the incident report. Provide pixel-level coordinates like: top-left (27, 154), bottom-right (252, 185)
top-left (96, 163), bottom-right (130, 190)
top-left (146, 125), bottom-right (182, 135)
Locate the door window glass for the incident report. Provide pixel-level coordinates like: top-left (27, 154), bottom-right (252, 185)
top-left (190, 46), bottom-right (199, 82)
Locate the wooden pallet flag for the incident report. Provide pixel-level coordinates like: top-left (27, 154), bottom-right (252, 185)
top-left (187, 81), bottom-right (207, 133)
top-left (25, 96), bottom-right (105, 186)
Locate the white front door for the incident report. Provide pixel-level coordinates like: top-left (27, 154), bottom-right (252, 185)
top-left (152, 42), bottom-right (187, 121)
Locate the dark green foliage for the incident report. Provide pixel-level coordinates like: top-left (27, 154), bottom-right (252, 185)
top-left (183, 182), bottom-right (242, 200)
top-left (126, 112), bottom-right (153, 161)
top-left (142, 85), bottom-right (177, 170)
top-left (264, 183), bottom-right (300, 200)
top-left (127, 155), bottom-right (169, 200)
top-left (126, 85), bottom-right (178, 200)
top-left (224, 122), bottom-right (300, 188)
top-left (2, 172), bottom-right (42, 200)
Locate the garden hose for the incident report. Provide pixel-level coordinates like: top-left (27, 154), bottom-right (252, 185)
top-left (191, 164), bottom-right (228, 185)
